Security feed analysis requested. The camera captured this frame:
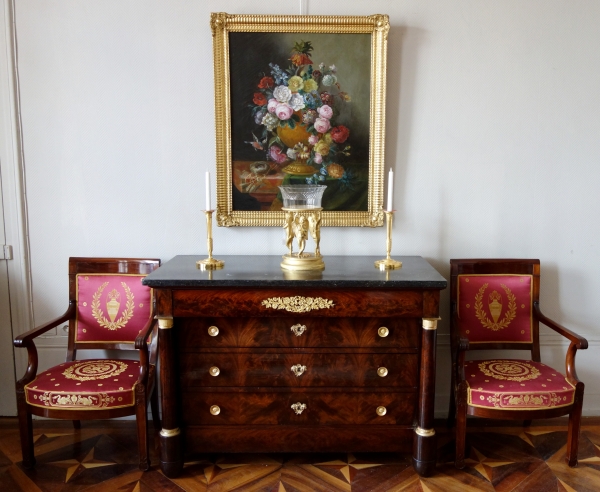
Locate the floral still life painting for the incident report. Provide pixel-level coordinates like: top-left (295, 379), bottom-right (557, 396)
top-left (212, 14), bottom-right (389, 227)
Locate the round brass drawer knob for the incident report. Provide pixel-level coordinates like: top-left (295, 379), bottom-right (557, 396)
top-left (378, 327), bottom-right (389, 338)
top-left (376, 406), bottom-right (387, 416)
top-left (377, 367), bottom-right (388, 377)
top-left (209, 366), bottom-right (220, 377)
top-left (210, 405), bottom-right (221, 415)
top-left (208, 326), bottom-right (219, 337)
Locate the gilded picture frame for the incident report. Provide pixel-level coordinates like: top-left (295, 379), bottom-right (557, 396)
top-left (211, 13), bottom-right (389, 227)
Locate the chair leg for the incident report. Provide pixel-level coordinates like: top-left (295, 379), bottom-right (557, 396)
top-left (447, 371), bottom-right (456, 428)
top-left (72, 420), bottom-right (81, 430)
top-left (150, 385), bottom-right (161, 430)
top-left (135, 389), bottom-right (150, 471)
top-left (566, 389), bottom-right (584, 467)
top-left (455, 382), bottom-right (468, 469)
top-left (16, 390), bottom-right (35, 468)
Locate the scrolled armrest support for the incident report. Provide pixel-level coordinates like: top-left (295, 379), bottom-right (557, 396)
top-left (134, 307), bottom-right (157, 387)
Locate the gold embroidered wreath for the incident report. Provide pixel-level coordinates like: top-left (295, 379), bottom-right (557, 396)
top-left (478, 360), bottom-right (540, 382)
top-left (63, 360), bottom-right (128, 381)
top-left (474, 283), bottom-right (517, 331)
top-left (91, 281), bottom-right (135, 330)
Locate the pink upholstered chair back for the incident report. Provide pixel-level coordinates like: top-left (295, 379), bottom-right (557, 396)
top-left (451, 259), bottom-right (541, 353)
top-left (456, 274), bottom-right (533, 344)
top-left (75, 273), bottom-right (153, 344)
top-left (67, 258), bottom-right (160, 358)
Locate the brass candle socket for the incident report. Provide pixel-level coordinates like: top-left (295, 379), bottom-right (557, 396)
top-left (196, 210), bottom-right (224, 270)
top-left (374, 210), bottom-right (402, 270)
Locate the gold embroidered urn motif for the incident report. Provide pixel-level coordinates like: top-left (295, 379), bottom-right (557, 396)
top-left (474, 283), bottom-right (517, 331)
top-left (63, 360), bottom-right (128, 381)
top-left (106, 289), bottom-right (121, 321)
top-left (91, 281), bottom-right (135, 330)
top-left (478, 360), bottom-right (540, 382)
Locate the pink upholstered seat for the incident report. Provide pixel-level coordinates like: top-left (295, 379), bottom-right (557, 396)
top-left (25, 359), bottom-right (145, 410)
top-left (464, 359), bottom-right (575, 410)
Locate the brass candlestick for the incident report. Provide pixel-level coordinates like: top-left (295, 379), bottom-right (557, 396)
top-left (196, 210), bottom-right (224, 270)
top-left (374, 210), bottom-right (402, 270)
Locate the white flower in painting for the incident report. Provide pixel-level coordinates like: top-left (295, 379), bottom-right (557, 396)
top-left (329, 64), bottom-right (337, 72)
top-left (273, 85), bottom-right (292, 103)
top-left (322, 74), bottom-right (337, 87)
top-left (286, 148), bottom-right (297, 160)
top-left (288, 93), bottom-right (305, 111)
top-left (261, 112), bottom-right (279, 131)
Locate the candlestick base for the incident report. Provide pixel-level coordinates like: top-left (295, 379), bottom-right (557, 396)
top-left (196, 257), bottom-right (225, 270)
top-left (374, 258), bottom-right (402, 270)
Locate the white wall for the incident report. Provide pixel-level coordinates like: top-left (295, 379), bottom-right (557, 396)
top-left (9, 0), bottom-right (600, 416)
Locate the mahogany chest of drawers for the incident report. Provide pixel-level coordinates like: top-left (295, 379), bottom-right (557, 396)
top-left (143, 255), bottom-right (446, 477)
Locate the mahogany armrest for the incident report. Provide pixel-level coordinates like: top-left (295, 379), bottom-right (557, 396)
top-left (14, 302), bottom-right (76, 347)
top-left (134, 308), bottom-right (157, 387)
top-left (533, 302), bottom-right (587, 385)
top-left (14, 302), bottom-right (76, 387)
top-left (533, 302), bottom-right (588, 349)
top-left (134, 309), bottom-right (157, 351)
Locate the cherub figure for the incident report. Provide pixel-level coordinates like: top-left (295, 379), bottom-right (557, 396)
top-left (283, 211), bottom-right (294, 255)
top-left (308, 213), bottom-right (321, 256)
top-left (294, 215), bottom-right (309, 257)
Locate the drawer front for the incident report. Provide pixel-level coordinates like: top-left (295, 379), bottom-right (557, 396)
top-left (180, 352), bottom-right (418, 388)
top-left (182, 391), bottom-right (416, 426)
top-left (173, 288), bottom-right (423, 318)
top-left (177, 317), bottom-right (420, 348)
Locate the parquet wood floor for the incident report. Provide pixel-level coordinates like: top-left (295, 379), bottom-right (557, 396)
top-left (1, 418), bottom-right (599, 491)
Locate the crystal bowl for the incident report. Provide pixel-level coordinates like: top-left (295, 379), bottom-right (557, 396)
top-left (279, 185), bottom-right (327, 209)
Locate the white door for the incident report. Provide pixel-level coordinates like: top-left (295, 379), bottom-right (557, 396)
top-left (0, 181), bottom-right (17, 415)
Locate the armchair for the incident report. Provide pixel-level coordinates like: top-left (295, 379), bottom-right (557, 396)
top-left (14, 257), bottom-right (161, 471)
top-left (447, 259), bottom-right (587, 468)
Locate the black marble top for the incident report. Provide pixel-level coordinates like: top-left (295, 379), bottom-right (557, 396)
top-left (142, 255), bottom-right (447, 289)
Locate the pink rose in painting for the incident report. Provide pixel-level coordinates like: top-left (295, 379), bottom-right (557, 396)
top-left (313, 153), bottom-right (323, 164)
top-left (317, 104), bottom-right (333, 120)
top-left (267, 98), bottom-right (278, 113)
top-left (314, 117), bottom-right (331, 133)
top-left (308, 135), bottom-right (319, 145)
top-left (275, 104), bottom-right (294, 121)
top-left (269, 146), bottom-right (288, 164)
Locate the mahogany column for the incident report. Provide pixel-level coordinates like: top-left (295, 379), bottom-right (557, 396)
top-left (157, 308), bottom-right (183, 477)
top-left (412, 317), bottom-right (439, 476)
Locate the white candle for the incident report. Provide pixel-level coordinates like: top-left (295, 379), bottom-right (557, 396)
top-left (386, 168), bottom-right (394, 211)
top-left (205, 171), bottom-right (211, 211)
